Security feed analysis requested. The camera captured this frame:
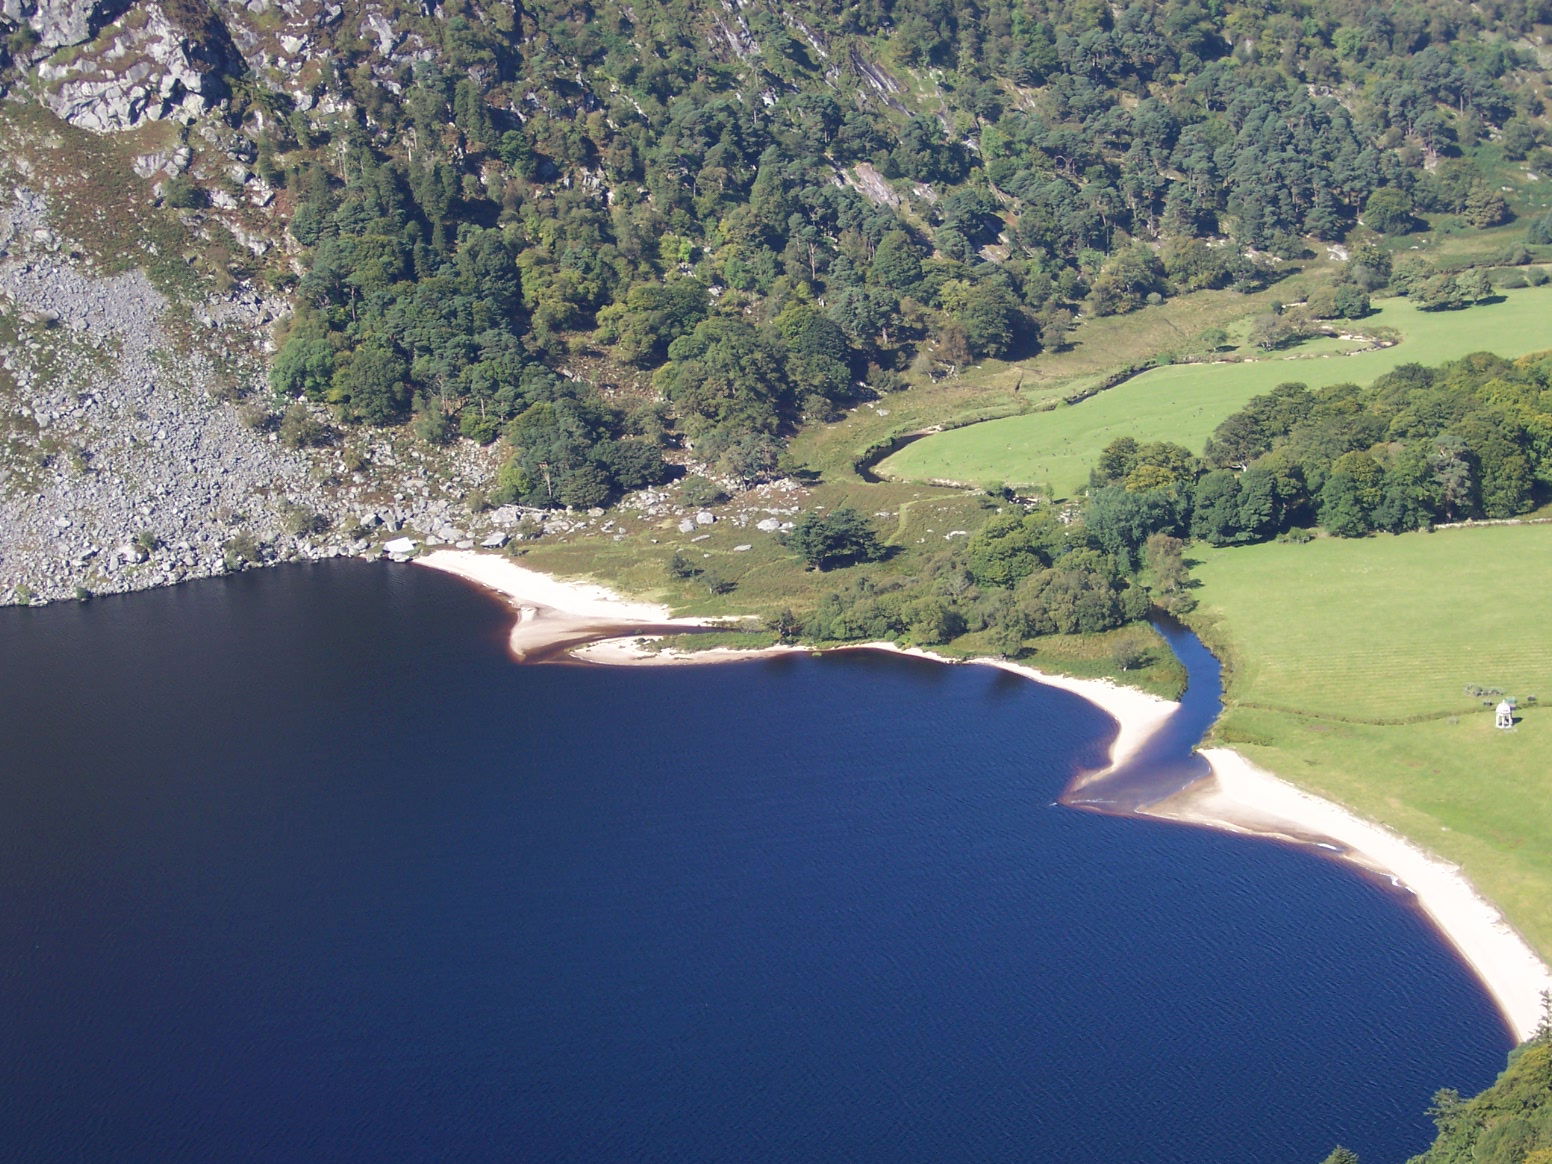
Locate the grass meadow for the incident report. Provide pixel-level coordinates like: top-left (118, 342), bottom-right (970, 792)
top-left (879, 284), bottom-right (1552, 499)
top-left (787, 264), bottom-right (1346, 482)
top-left (514, 479), bottom-right (1186, 696)
top-left (1189, 524), bottom-right (1552, 956)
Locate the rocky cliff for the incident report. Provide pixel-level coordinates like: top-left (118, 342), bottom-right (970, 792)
top-left (0, 3), bottom-right (518, 603)
top-left (3, 0), bottom-right (441, 134)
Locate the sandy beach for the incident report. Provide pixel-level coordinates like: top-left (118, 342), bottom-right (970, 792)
top-left (1147, 747), bottom-right (1552, 1042)
top-left (416, 549), bottom-right (732, 660)
top-left (854, 643), bottom-right (1180, 780)
top-left (415, 549), bottom-right (1551, 1042)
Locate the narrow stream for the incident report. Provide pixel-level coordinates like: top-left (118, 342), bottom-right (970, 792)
top-left (1066, 614), bottom-right (1223, 812)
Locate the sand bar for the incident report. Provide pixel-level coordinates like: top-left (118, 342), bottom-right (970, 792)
top-left (573, 638), bottom-right (809, 665)
top-left (416, 549), bottom-right (733, 660)
top-left (854, 643), bottom-right (1180, 780)
top-left (1147, 747), bottom-right (1552, 1043)
top-left (415, 550), bottom-right (1551, 1041)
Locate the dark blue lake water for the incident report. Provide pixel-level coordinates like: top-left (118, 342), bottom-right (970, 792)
top-left (0, 562), bottom-right (1509, 1161)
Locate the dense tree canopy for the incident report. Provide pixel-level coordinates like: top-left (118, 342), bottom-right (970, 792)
top-left (1088, 350), bottom-right (1552, 547)
top-left (252, 0), bottom-right (1549, 506)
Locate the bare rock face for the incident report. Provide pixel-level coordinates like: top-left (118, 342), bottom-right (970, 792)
top-left (26, 1), bottom-right (239, 132)
top-left (7, 1), bottom-right (439, 133)
top-left (1, 0), bottom-right (135, 51)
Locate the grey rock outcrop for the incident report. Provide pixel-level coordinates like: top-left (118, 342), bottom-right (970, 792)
top-left (9, 0), bottom-right (436, 133)
top-left (2, 0), bottom-right (134, 52)
top-left (34, 2), bottom-right (239, 132)
top-left (0, 186), bottom-right (511, 605)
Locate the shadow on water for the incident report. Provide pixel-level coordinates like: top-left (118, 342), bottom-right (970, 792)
top-left (1065, 614), bottom-right (1222, 813)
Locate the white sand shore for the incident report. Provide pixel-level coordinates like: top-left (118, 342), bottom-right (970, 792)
top-left (414, 550), bottom-right (1552, 1041)
top-left (1146, 747), bottom-right (1552, 1042)
top-left (573, 638), bottom-right (810, 665)
top-left (854, 643), bottom-right (1179, 780)
top-left (418, 549), bottom-right (678, 620)
top-left (415, 549), bottom-right (728, 660)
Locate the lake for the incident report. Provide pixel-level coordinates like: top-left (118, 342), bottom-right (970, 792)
top-left (0, 562), bottom-right (1509, 1161)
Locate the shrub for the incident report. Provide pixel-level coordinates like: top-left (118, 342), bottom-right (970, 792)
top-left (1110, 635), bottom-right (1150, 671)
top-left (667, 550), bottom-right (700, 579)
top-left (413, 409), bottom-right (454, 446)
top-left (679, 475), bottom-right (728, 507)
top-left (7, 25), bottom-right (40, 54)
top-left (162, 176), bottom-right (206, 209)
top-left (281, 506), bottom-right (328, 536)
top-left (279, 402), bottom-right (330, 448)
top-left (459, 410), bottom-right (501, 444)
top-left (223, 532), bottom-right (262, 568)
top-left (239, 401), bottom-right (272, 430)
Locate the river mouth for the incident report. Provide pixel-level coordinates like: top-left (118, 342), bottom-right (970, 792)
top-left (1065, 614), bottom-right (1223, 813)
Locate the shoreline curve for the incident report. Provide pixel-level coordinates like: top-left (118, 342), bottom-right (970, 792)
top-left (1146, 747), bottom-right (1552, 1043)
top-left (413, 548), bottom-right (1552, 1043)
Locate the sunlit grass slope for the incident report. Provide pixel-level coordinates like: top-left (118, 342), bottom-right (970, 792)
top-left (1190, 524), bottom-right (1552, 957)
top-left (881, 285), bottom-right (1552, 498)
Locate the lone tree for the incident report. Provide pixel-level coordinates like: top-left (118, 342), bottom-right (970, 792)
top-left (787, 505), bottom-right (886, 570)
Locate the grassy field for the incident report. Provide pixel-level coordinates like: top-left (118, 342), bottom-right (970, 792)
top-left (1188, 524), bottom-right (1552, 957)
top-left (1189, 526), bottom-right (1552, 721)
top-left (786, 264), bottom-right (1341, 482)
top-left (507, 478), bottom-right (1187, 695)
top-left (879, 284), bottom-right (1552, 498)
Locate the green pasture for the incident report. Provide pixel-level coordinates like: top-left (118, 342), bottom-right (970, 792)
top-left (1189, 524), bottom-right (1552, 957)
top-left (788, 269), bottom-right (1339, 482)
top-left (1190, 526), bottom-right (1552, 722)
top-left (879, 284), bottom-right (1552, 499)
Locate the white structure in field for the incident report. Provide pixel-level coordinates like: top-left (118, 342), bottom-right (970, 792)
top-left (1495, 700), bottom-right (1515, 730)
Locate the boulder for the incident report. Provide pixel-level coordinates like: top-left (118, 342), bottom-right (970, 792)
top-left (35, 2), bottom-right (239, 133)
top-left (3, 0), bottom-right (134, 52)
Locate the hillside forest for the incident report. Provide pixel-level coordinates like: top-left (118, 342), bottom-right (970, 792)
top-left (218, 0), bottom-right (1552, 508)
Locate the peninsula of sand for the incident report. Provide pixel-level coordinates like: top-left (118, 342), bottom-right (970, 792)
top-left (415, 548), bottom-right (1552, 1043)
